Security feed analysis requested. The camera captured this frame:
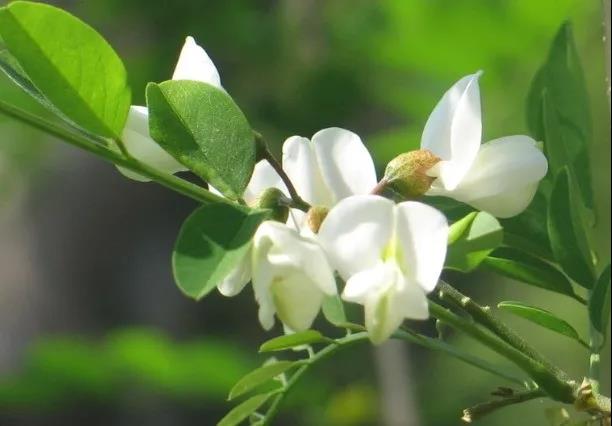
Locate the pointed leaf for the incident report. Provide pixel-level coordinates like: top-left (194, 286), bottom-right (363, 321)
top-left (498, 301), bottom-right (587, 348)
top-left (483, 247), bottom-right (577, 300)
top-left (445, 212), bottom-right (503, 272)
top-left (259, 331), bottom-right (328, 353)
top-left (218, 392), bottom-right (274, 426)
top-left (228, 361), bottom-right (295, 400)
top-left (321, 294), bottom-right (347, 326)
top-left (0, 1), bottom-right (131, 137)
top-left (173, 204), bottom-right (268, 300)
top-left (147, 80), bottom-right (255, 200)
top-left (589, 265), bottom-right (611, 334)
top-left (548, 167), bottom-right (594, 288)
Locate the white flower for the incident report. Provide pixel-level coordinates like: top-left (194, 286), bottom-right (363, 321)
top-left (421, 72), bottom-right (548, 218)
top-left (219, 221), bottom-right (337, 331)
top-left (118, 36), bottom-right (222, 181)
top-left (318, 195), bottom-right (448, 344)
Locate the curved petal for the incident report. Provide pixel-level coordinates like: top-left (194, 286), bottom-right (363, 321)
top-left (311, 128), bottom-right (377, 202)
top-left (318, 195), bottom-right (394, 280)
top-left (421, 72), bottom-right (482, 190)
top-left (172, 36), bottom-right (222, 89)
top-left (464, 182), bottom-right (540, 218)
top-left (363, 265), bottom-right (406, 344)
top-left (395, 201), bottom-right (448, 293)
top-left (438, 136), bottom-right (547, 199)
top-left (271, 270), bottom-right (325, 331)
top-left (396, 281), bottom-right (429, 320)
top-left (118, 106), bottom-right (187, 181)
top-left (342, 263), bottom-right (388, 304)
top-left (243, 160), bottom-right (288, 206)
top-left (282, 136), bottom-right (334, 206)
top-left (217, 248), bottom-right (252, 297)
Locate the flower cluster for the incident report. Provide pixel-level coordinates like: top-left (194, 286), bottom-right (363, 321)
top-left (122, 37), bottom-right (548, 344)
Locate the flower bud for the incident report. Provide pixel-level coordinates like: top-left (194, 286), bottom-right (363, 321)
top-left (383, 149), bottom-right (441, 198)
top-left (254, 188), bottom-right (289, 223)
top-left (306, 206), bottom-right (329, 234)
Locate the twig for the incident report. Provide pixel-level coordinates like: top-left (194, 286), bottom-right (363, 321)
top-left (461, 388), bottom-right (546, 423)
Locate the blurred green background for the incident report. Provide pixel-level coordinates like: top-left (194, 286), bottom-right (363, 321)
top-left (0, 1), bottom-right (609, 425)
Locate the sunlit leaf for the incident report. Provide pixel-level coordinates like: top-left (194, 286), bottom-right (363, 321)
top-left (483, 247), bottom-right (577, 300)
top-left (259, 331), bottom-right (328, 353)
top-left (589, 265), bottom-right (611, 335)
top-left (445, 212), bottom-right (503, 272)
top-left (218, 392), bottom-right (274, 426)
top-left (498, 301), bottom-right (587, 348)
top-left (173, 204), bottom-right (268, 300)
top-left (147, 80), bottom-right (255, 200)
top-left (547, 167), bottom-right (594, 288)
top-left (228, 360), bottom-right (295, 401)
top-left (0, 1), bottom-right (131, 137)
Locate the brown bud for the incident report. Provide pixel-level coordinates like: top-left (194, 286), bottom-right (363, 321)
top-left (254, 188), bottom-right (289, 223)
top-left (306, 206), bottom-right (329, 234)
top-left (383, 149), bottom-right (441, 198)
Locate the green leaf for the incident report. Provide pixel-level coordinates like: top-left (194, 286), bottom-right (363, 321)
top-left (321, 294), bottom-right (347, 326)
top-left (482, 247), bottom-right (577, 300)
top-left (447, 212), bottom-right (478, 245)
top-left (147, 80), bottom-right (256, 200)
top-left (0, 1), bottom-right (131, 137)
top-left (0, 48), bottom-right (49, 108)
top-left (228, 361), bottom-right (294, 400)
top-left (172, 203), bottom-right (268, 300)
top-left (259, 331), bottom-right (327, 353)
top-left (548, 167), bottom-right (594, 288)
top-left (589, 265), bottom-right (611, 335)
top-left (498, 301), bottom-right (587, 348)
top-left (526, 22), bottom-right (593, 211)
top-left (218, 392), bottom-right (274, 426)
top-left (445, 212), bottom-right (503, 272)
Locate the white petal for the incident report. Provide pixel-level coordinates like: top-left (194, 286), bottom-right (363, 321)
top-left (396, 282), bottom-right (430, 320)
top-left (395, 202), bottom-right (448, 293)
top-left (318, 195), bottom-right (394, 280)
top-left (363, 266), bottom-right (406, 344)
top-left (462, 182), bottom-right (541, 218)
top-left (421, 72), bottom-right (482, 190)
top-left (282, 136), bottom-right (334, 206)
top-left (172, 36), bottom-right (222, 89)
top-left (342, 263), bottom-right (390, 304)
top-left (270, 270), bottom-right (325, 331)
top-left (243, 160), bottom-right (288, 206)
top-left (428, 136), bottom-right (548, 218)
top-left (118, 106), bottom-right (187, 181)
top-left (217, 248), bottom-right (252, 297)
top-left (311, 128), bottom-right (377, 202)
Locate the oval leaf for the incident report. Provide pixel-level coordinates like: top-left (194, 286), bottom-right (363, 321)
top-left (547, 167), bottom-right (594, 288)
top-left (483, 247), bottom-right (577, 300)
top-left (228, 361), bottom-right (295, 401)
top-left (218, 392), bottom-right (273, 426)
top-left (147, 80), bottom-right (255, 200)
top-left (173, 204), bottom-right (268, 300)
top-left (445, 212), bottom-right (503, 272)
top-left (498, 301), bottom-right (587, 348)
top-left (589, 264), bottom-right (611, 335)
top-left (321, 294), bottom-right (347, 327)
top-left (259, 330), bottom-right (327, 353)
top-left (0, 1), bottom-right (131, 137)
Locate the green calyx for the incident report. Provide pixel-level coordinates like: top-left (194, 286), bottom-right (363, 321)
top-left (383, 149), bottom-right (441, 198)
top-left (254, 188), bottom-right (289, 223)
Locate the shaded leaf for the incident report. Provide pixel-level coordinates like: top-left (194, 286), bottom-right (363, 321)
top-left (0, 1), bottom-right (131, 137)
top-left (147, 80), bottom-right (255, 200)
top-left (547, 168), bottom-right (594, 288)
top-left (228, 361), bottom-right (294, 401)
top-left (259, 331), bottom-right (327, 353)
top-left (172, 204), bottom-right (268, 300)
top-left (322, 294), bottom-right (347, 326)
top-left (498, 301), bottom-right (587, 348)
top-left (589, 264), bottom-right (611, 335)
top-left (483, 247), bottom-right (577, 300)
top-left (218, 392), bottom-right (274, 426)
top-left (445, 212), bottom-right (503, 272)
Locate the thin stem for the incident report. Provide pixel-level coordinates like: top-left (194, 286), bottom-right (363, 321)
top-left (437, 282), bottom-right (569, 381)
top-left (588, 289), bottom-right (602, 393)
top-left (260, 332), bottom-right (370, 425)
top-left (428, 300), bottom-right (576, 403)
top-left (370, 178), bottom-right (388, 195)
top-left (254, 133), bottom-right (310, 212)
top-left (461, 388), bottom-right (546, 423)
top-left (395, 328), bottom-right (526, 386)
top-left (0, 100), bottom-right (230, 205)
